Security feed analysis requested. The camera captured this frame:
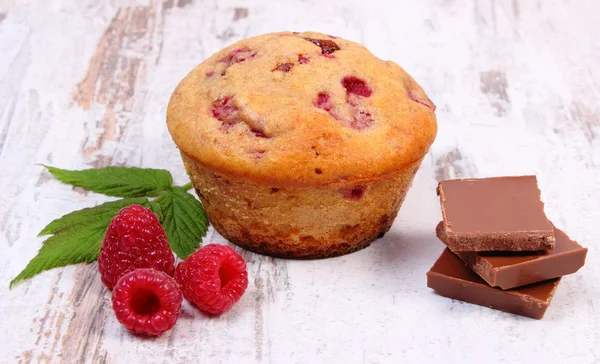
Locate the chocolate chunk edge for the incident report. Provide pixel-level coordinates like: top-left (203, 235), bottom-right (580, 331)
top-left (436, 221), bottom-right (588, 289)
top-left (436, 176), bottom-right (556, 251)
top-left (426, 249), bottom-right (561, 320)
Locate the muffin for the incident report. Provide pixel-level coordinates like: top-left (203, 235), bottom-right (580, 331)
top-left (167, 31), bottom-right (437, 258)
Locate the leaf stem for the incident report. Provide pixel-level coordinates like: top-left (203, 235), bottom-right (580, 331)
top-left (181, 182), bottom-right (193, 191)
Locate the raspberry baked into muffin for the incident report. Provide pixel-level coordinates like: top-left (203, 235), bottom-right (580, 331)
top-left (167, 31), bottom-right (437, 258)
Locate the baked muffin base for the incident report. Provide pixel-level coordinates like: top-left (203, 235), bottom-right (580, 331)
top-left (182, 152), bottom-right (422, 259)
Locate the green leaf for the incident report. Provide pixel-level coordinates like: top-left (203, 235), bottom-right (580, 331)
top-left (39, 197), bottom-right (150, 236)
top-left (148, 200), bottom-right (164, 222)
top-left (10, 197), bottom-right (150, 288)
top-left (43, 165), bottom-right (173, 197)
top-left (156, 187), bottom-right (208, 259)
top-left (11, 223), bottom-right (106, 288)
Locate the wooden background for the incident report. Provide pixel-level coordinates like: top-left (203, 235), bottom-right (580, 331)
top-left (1, 0), bottom-right (599, 363)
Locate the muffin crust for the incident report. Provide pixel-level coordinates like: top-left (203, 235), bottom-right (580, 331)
top-left (167, 31), bottom-right (437, 188)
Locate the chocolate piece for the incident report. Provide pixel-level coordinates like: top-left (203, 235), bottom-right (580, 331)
top-left (427, 249), bottom-right (560, 319)
top-left (303, 38), bottom-right (340, 54)
top-left (437, 176), bottom-right (555, 251)
top-left (436, 222), bottom-right (587, 289)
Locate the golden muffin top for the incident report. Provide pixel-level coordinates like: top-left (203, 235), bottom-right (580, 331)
top-left (167, 31), bottom-right (437, 187)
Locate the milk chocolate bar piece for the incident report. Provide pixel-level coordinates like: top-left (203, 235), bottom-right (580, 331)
top-left (427, 249), bottom-right (560, 319)
top-left (436, 222), bottom-right (587, 289)
top-left (437, 176), bottom-right (555, 251)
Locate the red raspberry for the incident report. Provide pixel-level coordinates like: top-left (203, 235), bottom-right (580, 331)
top-left (409, 89), bottom-right (436, 111)
top-left (220, 48), bottom-right (256, 64)
top-left (212, 96), bottom-right (239, 122)
top-left (298, 54), bottom-right (310, 64)
top-left (98, 204), bottom-right (175, 289)
top-left (112, 268), bottom-right (182, 336)
top-left (175, 244), bottom-right (248, 315)
top-left (339, 185), bottom-right (366, 200)
top-left (342, 76), bottom-right (372, 97)
top-left (351, 110), bottom-right (374, 130)
top-left (314, 92), bottom-right (338, 120)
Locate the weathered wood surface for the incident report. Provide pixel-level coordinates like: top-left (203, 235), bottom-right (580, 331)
top-left (1, 0), bottom-right (599, 363)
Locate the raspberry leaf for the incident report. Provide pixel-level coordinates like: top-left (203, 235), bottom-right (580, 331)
top-left (43, 165), bottom-right (173, 197)
top-left (148, 200), bottom-right (164, 221)
top-left (10, 197), bottom-right (151, 288)
top-left (156, 187), bottom-right (208, 259)
top-left (39, 197), bottom-right (150, 236)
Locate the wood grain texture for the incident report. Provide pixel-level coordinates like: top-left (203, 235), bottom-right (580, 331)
top-left (1, 0), bottom-right (599, 363)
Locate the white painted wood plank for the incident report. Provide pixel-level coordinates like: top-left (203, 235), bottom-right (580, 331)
top-left (0, 0), bottom-right (598, 363)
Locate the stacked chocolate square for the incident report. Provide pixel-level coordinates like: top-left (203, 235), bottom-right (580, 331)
top-left (427, 176), bottom-right (587, 319)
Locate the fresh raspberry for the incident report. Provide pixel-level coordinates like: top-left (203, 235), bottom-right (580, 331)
top-left (98, 204), bottom-right (175, 290)
top-left (112, 268), bottom-right (182, 336)
top-left (175, 244), bottom-right (248, 315)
